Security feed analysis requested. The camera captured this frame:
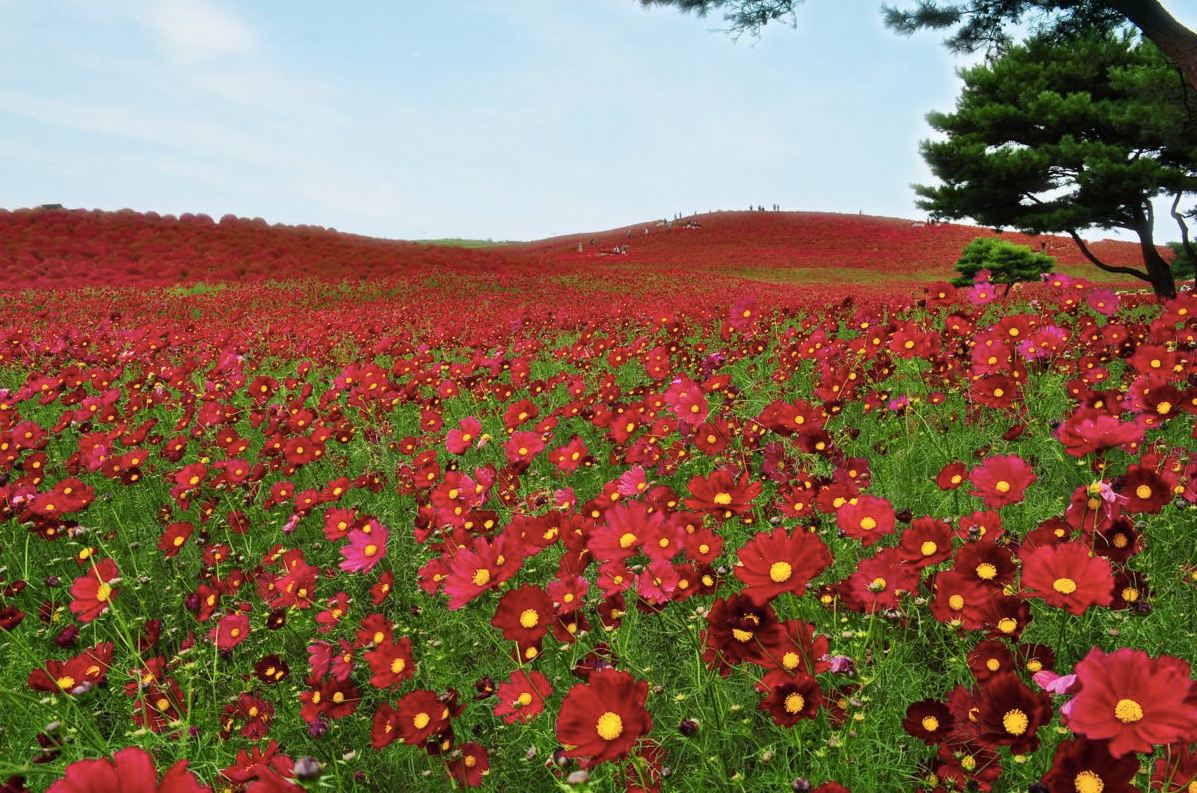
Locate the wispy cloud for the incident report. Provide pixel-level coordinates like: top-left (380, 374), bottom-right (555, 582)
top-left (137, 0), bottom-right (256, 63)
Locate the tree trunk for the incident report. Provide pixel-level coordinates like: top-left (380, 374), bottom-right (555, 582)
top-left (1132, 210), bottom-right (1178, 299)
top-left (1111, 0), bottom-right (1197, 94)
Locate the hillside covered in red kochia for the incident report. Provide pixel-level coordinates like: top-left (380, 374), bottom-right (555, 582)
top-left (0, 206), bottom-right (1157, 290)
top-left (510, 210), bottom-right (1155, 274)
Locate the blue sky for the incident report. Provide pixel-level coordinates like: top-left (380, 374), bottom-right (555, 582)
top-left (1, 1), bottom-right (1191, 242)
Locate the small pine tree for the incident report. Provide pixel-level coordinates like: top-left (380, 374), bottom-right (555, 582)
top-left (1167, 242), bottom-right (1195, 280)
top-left (951, 237), bottom-right (1056, 294)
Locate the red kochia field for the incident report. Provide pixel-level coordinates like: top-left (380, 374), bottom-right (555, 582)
top-left (0, 209), bottom-right (1195, 793)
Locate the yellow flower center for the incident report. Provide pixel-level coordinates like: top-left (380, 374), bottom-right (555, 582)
top-left (413, 712), bottom-right (430, 729)
top-left (390, 657), bottom-right (406, 674)
top-left (921, 715), bottom-right (939, 732)
top-left (519, 609), bottom-right (539, 629)
top-left (976, 563), bottom-right (997, 580)
top-left (784, 692), bottom-right (805, 714)
top-left (961, 755), bottom-right (976, 771)
top-left (517, 692), bottom-right (533, 706)
top-left (948, 594), bottom-right (965, 610)
top-left (56, 675), bottom-right (77, 690)
top-left (1114, 698), bottom-right (1143, 723)
top-left (1157, 401), bottom-right (1172, 415)
top-left (769, 561), bottom-right (792, 583)
top-left (859, 516), bottom-right (877, 531)
top-left (1052, 577), bottom-right (1077, 595)
top-left (920, 541), bottom-right (938, 556)
top-left (472, 568), bottom-right (491, 587)
top-left (363, 544), bottom-right (378, 557)
top-left (995, 480), bottom-right (1011, 493)
top-left (95, 582), bottom-right (112, 602)
top-left (986, 658), bottom-right (1000, 672)
top-left (618, 532), bottom-right (637, 549)
top-left (731, 628), bottom-right (754, 642)
top-left (713, 492), bottom-right (733, 506)
top-left (1135, 484), bottom-right (1152, 500)
top-left (997, 617), bottom-right (1018, 634)
top-left (1074, 770), bottom-right (1104, 793)
top-left (782, 651), bottom-right (800, 670)
top-left (596, 711), bottom-right (623, 740)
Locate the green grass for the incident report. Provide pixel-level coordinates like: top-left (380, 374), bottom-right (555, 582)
top-left (415, 238), bottom-right (521, 248)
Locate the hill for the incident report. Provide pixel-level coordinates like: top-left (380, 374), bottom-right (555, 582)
top-left (0, 206), bottom-right (1158, 290)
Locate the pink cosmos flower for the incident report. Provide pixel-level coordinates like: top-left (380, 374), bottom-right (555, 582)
top-left (339, 522), bottom-right (389, 573)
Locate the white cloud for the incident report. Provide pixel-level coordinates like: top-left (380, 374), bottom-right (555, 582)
top-left (138, 0), bottom-right (256, 63)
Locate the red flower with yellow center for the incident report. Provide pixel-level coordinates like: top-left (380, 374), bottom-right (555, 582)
top-left (556, 668), bottom-right (651, 764)
top-left (1066, 647), bottom-right (1197, 757)
top-left (68, 558), bottom-right (119, 623)
top-left (734, 526), bottom-right (832, 604)
top-left (969, 455), bottom-right (1036, 509)
top-left (1020, 542), bottom-right (1114, 616)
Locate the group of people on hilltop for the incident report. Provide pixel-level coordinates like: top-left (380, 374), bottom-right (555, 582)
top-left (750, 204), bottom-right (782, 211)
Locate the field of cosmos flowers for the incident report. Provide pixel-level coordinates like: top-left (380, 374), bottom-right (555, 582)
top-left (0, 207), bottom-right (1195, 793)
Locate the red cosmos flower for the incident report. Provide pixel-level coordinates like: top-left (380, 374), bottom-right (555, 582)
top-left (1118, 465), bottom-right (1172, 514)
top-left (493, 669), bottom-right (552, 724)
top-left (664, 376), bottom-right (708, 426)
top-left (897, 516), bottom-right (954, 567)
top-left (157, 521), bottom-right (194, 558)
top-left (685, 467), bottom-right (761, 518)
top-left (847, 547), bottom-right (920, 613)
top-left (972, 374), bottom-right (1017, 409)
top-left (975, 672), bottom-right (1052, 754)
top-left (903, 699), bottom-right (954, 745)
top-left (734, 526), bottom-right (832, 604)
top-left (556, 668), bottom-right (652, 765)
top-left (490, 584), bottom-right (553, 645)
top-left (835, 495), bottom-right (896, 547)
top-left (1056, 409), bottom-right (1145, 457)
top-left (371, 703), bottom-right (402, 749)
top-left (47, 747), bottom-right (210, 793)
top-left (764, 619), bottom-right (831, 677)
top-left (967, 640), bottom-right (1016, 682)
top-left (338, 522), bottom-right (388, 573)
top-left (28, 642), bottom-right (114, 695)
top-left (589, 500), bottom-right (667, 562)
top-left (504, 430), bottom-right (545, 466)
top-left (929, 570), bottom-right (991, 630)
top-left (1042, 738), bottom-right (1139, 793)
top-left (969, 455), bottom-right (1035, 509)
top-left (1066, 647), bottom-right (1197, 757)
top-left (702, 593), bottom-right (786, 674)
top-left (396, 689), bottom-right (451, 747)
top-left (363, 638), bottom-right (415, 689)
top-left (446, 416), bottom-right (483, 454)
top-left (757, 669), bottom-right (822, 726)
top-left (447, 742), bottom-right (490, 788)
top-left (69, 558), bottom-right (119, 623)
top-left (210, 613), bottom-right (251, 652)
top-left (936, 462), bottom-right (969, 490)
top-left (1021, 542), bottom-right (1114, 616)
top-left (955, 539), bottom-right (1016, 587)
top-left (443, 535), bottom-right (514, 610)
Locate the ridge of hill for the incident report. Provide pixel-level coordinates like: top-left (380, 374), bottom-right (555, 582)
top-left (0, 206), bottom-right (1157, 290)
